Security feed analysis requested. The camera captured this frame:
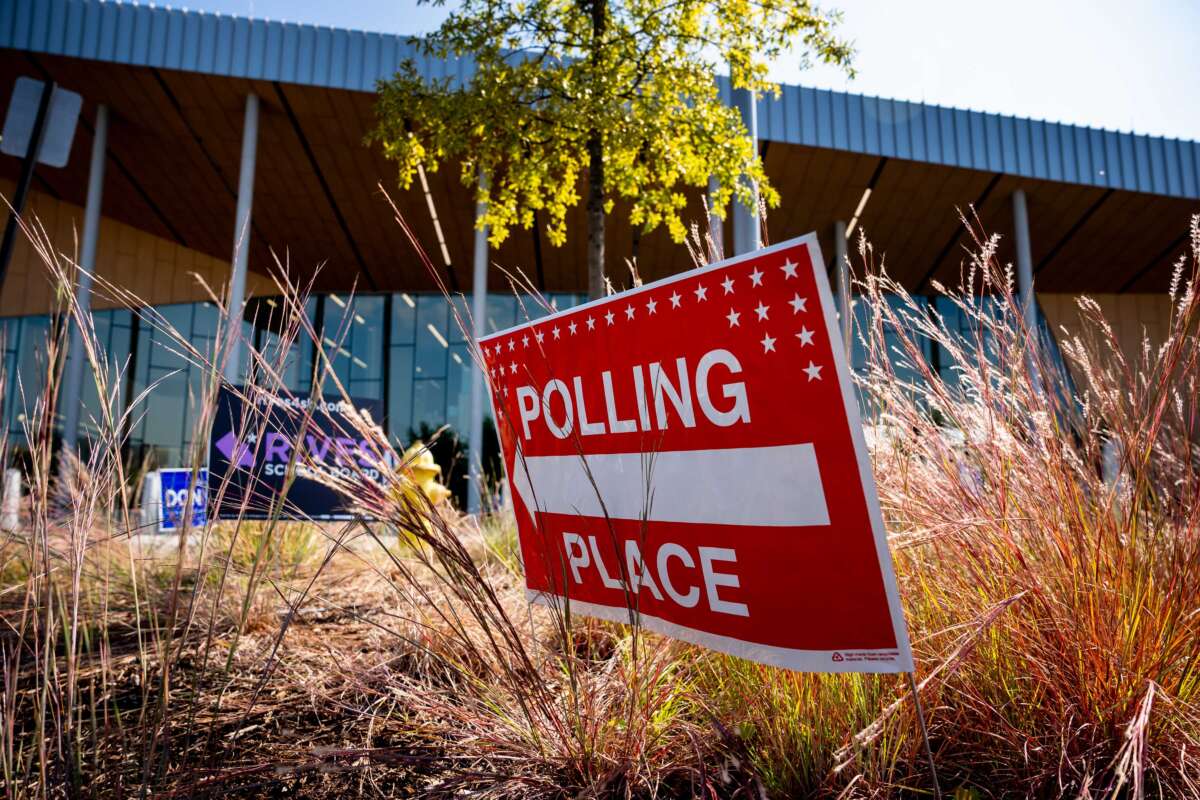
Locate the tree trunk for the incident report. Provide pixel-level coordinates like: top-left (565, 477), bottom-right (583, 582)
top-left (586, 133), bottom-right (605, 299)
top-left (585, 0), bottom-right (607, 300)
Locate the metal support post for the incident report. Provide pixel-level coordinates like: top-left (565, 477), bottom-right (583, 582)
top-left (61, 104), bottom-right (108, 452)
top-left (706, 176), bottom-right (724, 261)
top-left (731, 85), bottom-right (760, 255)
top-left (467, 187), bottom-right (490, 514)
top-left (1012, 188), bottom-right (1045, 397)
top-left (1012, 189), bottom-right (1036, 334)
top-left (834, 220), bottom-right (852, 357)
top-left (907, 671), bottom-right (943, 800)
top-left (223, 93), bottom-right (259, 384)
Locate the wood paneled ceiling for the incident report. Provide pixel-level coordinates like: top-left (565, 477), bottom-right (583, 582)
top-left (768, 144), bottom-right (1198, 294)
top-left (2, 50), bottom-right (1196, 301)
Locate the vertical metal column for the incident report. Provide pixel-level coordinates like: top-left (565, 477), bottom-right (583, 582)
top-left (1012, 188), bottom-right (1043, 398)
top-left (834, 220), bottom-right (852, 358)
top-left (731, 85), bottom-right (760, 255)
top-left (706, 176), bottom-right (724, 261)
top-left (467, 191), bottom-right (489, 514)
top-left (61, 104), bottom-right (109, 452)
top-left (223, 93), bottom-right (259, 384)
top-left (1012, 189), bottom-right (1036, 334)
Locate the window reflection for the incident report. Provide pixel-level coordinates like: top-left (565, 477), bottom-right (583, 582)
top-left (252, 296), bottom-right (316, 395)
top-left (1, 315), bottom-right (54, 441)
top-left (128, 301), bottom-right (221, 466)
top-left (77, 309), bottom-right (135, 441)
top-left (322, 294), bottom-right (384, 406)
top-left (414, 295), bottom-right (448, 381)
top-left (851, 294), bottom-right (934, 387)
top-left (0, 291), bottom-right (595, 468)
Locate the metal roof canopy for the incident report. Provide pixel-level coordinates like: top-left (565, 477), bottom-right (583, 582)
top-left (0, 0), bottom-right (1197, 297)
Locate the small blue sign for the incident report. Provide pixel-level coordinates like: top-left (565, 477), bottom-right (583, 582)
top-left (159, 468), bottom-right (208, 532)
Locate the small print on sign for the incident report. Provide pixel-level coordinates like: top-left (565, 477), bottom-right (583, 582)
top-left (480, 233), bottom-right (913, 673)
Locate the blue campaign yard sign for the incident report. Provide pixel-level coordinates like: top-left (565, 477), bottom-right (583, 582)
top-left (159, 468), bottom-right (208, 532)
top-left (208, 386), bottom-right (385, 521)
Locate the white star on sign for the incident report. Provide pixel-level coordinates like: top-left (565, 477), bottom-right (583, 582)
top-left (694, 284), bottom-right (708, 301)
top-left (569, 321), bottom-right (578, 335)
top-left (503, 386), bottom-right (509, 397)
top-left (521, 334), bottom-right (529, 347)
top-left (804, 361), bottom-right (823, 381)
top-left (781, 259), bottom-right (798, 279)
top-left (726, 308), bottom-right (741, 327)
top-left (535, 330), bottom-right (545, 343)
top-left (646, 298), bottom-right (658, 314)
top-left (796, 327), bottom-right (815, 346)
top-left (586, 316), bottom-right (596, 330)
top-left (722, 276), bottom-right (735, 294)
top-left (552, 326), bottom-right (561, 339)
top-left (789, 293), bottom-right (808, 313)
top-left (755, 301), bottom-right (769, 321)
top-left (625, 305), bottom-right (635, 320)
top-left (605, 310), bottom-right (615, 325)
top-left (749, 268), bottom-right (764, 286)
top-left (669, 291), bottom-right (681, 308)
top-left (508, 339), bottom-right (515, 351)
top-left (761, 333), bottom-right (776, 352)
top-left (509, 361), bottom-right (517, 373)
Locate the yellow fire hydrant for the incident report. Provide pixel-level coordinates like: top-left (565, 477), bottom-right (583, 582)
top-left (394, 441), bottom-right (452, 507)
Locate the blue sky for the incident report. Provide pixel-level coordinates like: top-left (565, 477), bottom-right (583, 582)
top-left (140, 0), bottom-right (1199, 141)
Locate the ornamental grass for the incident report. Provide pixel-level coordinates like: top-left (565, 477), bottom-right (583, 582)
top-left (0, 206), bottom-right (1196, 797)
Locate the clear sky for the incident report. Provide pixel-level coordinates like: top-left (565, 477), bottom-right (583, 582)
top-left (136, 0), bottom-right (1200, 141)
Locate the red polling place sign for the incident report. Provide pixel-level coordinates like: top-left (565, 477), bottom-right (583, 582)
top-left (480, 234), bottom-right (913, 672)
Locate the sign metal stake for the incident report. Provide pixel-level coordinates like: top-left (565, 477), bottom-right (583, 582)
top-left (906, 670), bottom-right (942, 799)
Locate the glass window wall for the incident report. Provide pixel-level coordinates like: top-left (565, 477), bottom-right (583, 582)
top-left (250, 296), bottom-right (317, 395)
top-left (76, 308), bottom-right (135, 443)
top-left (322, 293), bottom-right (385, 404)
top-left (0, 314), bottom-right (54, 442)
top-left (1, 290), bottom-right (1069, 477)
top-left (127, 301), bottom-right (222, 467)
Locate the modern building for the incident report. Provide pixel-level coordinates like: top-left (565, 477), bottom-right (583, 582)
top-left (1, 0), bottom-right (1197, 502)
